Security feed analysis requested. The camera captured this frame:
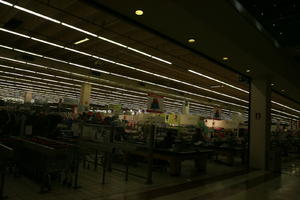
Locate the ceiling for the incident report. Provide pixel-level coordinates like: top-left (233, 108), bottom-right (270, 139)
top-left (238, 0), bottom-right (300, 47)
top-left (238, 0), bottom-right (300, 79)
top-left (0, 0), bottom-right (298, 121)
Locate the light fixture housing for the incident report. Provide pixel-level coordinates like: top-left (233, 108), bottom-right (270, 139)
top-left (135, 10), bottom-right (144, 16)
top-left (188, 38), bottom-right (196, 43)
top-left (222, 57), bottom-right (229, 61)
top-left (74, 38), bottom-right (89, 45)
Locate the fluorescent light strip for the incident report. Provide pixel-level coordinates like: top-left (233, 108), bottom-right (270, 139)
top-left (93, 89), bottom-right (147, 100)
top-left (272, 113), bottom-right (295, 121)
top-left (0, 0), bottom-right (12, 6)
top-left (14, 48), bottom-right (43, 57)
top-left (133, 68), bottom-right (248, 102)
top-left (0, 56), bottom-right (26, 64)
top-left (3, 87), bottom-right (78, 100)
top-left (2, 49), bottom-right (252, 112)
top-left (0, 68), bottom-right (147, 104)
top-left (0, 44), bottom-right (13, 50)
top-left (189, 70), bottom-right (249, 94)
top-left (0, 82), bottom-right (79, 97)
top-left (0, 1), bottom-right (171, 64)
top-left (0, 28), bottom-right (30, 38)
top-left (271, 100), bottom-right (300, 114)
top-left (14, 5), bottom-right (60, 24)
top-left (74, 38), bottom-right (89, 45)
top-left (44, 56), bottom-right (68, 64)
top-left (31, 37), bottom-right (64, 48)
top-left (5, 6), bottom-right (296, 113)
top-left (271, 108), bottom-right (299, 119)
top-left (0, 84), bottom-right (66, 97)
top-left (0, 52), bottom-right (246, 108)
top-left (61, 23), bottom-right (97, 38)
top-left (0, 32), bottom-right (246, 104)
top-left (64, 47), bottom-right (91, 57)
top-left (0, 67), bottom-right (80, 91)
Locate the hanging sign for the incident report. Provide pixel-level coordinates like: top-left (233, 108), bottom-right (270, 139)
top-left (147, 94), bottom-right (164, 113)
top-left (212, 107), bottom-right (222, 120)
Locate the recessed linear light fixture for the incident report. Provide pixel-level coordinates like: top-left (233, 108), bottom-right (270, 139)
top-left (2, 43), bottom-right (299, 114)
top-left (210, 85), bottom-right (224, 88)
top-left (135, 10), bottom-right (144, 16)
top-left (74, 38), bottom-right (89, 45)
top-left (0, 48), bottom-right (247, 108)
top-left (0, 29), bottom-right (247, 104)
top-left (188, 38), bottom-right (196, 43)
top-left (0, 1), bottom-right (171, 65)
top-left (222, 57), bottom-right (229, 61)
top-left (188, 70), bottom-right (248, 93)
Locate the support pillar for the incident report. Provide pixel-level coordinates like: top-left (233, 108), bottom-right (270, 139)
top-left (24, 91), bottom-right (32, 104)
top-left (182, 100), bottom-right (190, 115)
top-left (80, 83), bottom-right (91, 111)
top-left (249, 79), bottom-right (271, 170)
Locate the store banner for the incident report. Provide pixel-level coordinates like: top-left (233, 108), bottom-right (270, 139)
top-left (212, 107), bottom-right (222, 120)
top-left (147, 94), bottom-right (164, 113)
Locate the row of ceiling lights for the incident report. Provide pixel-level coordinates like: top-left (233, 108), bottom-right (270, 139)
top-left (0, 28), bottom-right (249, 103)
top-left (0, 1), bottom-right (282, 96)
top-left (0, 85), bottom-right (293, 123)
top-left (0, 63), bottom-right (219, 113)
top-left (0, 41), bottom-right (297, 115)
top-left (0, 43), bottom-right (247, 108)
top-left (0, 65), bottom-right (297, 120)
top-left (0, 84), bottom-right (212, 115)
top-left (0, 3), bottom-right (297, 114)
top-left (0, 70), bottom-right (296, 121)
top-left (135, 8), bottom-right (295, 113)
top-left (0, 1), bottom-right (172, 65)
top-left (0, 0), bottom-right (249, 98)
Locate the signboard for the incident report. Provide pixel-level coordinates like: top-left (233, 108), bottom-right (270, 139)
top-left (147, 94), bottom-right (164, 113)
top-left (212, 107), bottom-right (222, 120)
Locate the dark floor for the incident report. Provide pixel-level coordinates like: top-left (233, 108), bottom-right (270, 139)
top-left (4, 155), bottom-right (300, 200)
top-left (3, 158), bottom-right (246, 200)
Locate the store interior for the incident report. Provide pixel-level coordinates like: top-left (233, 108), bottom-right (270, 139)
top-left (0, 1), bottom-right (300, 200)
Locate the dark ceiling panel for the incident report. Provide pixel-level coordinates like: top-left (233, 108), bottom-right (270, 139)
top-left (238, 0), bottom-right (300, 47)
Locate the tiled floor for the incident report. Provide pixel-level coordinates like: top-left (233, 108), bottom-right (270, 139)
top-left (5, 155), bottom-right (300, 200)
top-left (146, 155), bottom-right (300, 200)
top-left (3, 159), bottom-right (246, 200)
